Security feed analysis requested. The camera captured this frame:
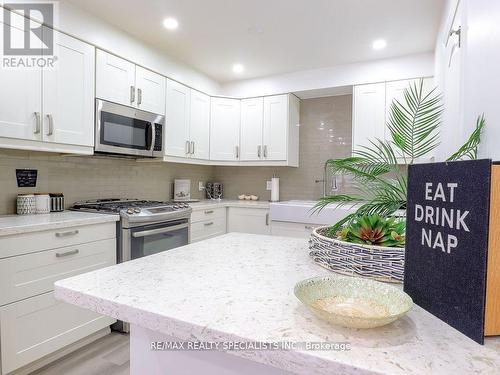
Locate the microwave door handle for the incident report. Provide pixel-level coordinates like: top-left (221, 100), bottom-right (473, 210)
top-left (146, 123), bottom-right (153, 150)
top-left (132, 223), bottom-right (189, 238)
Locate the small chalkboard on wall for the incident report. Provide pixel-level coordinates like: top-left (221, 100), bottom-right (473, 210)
top-left (16, 169), bottom-right (37, 188)
top-left (405, 159), bottom-right (500, 344)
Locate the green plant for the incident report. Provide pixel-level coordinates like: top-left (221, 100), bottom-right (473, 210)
top-left (333, 215), bottom-right (405, 248)
top-left (315, 79), bottom-right (485, 236)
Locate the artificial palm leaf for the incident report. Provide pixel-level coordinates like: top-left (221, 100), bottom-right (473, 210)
top-left (447, 115), bottom-right (485, 161)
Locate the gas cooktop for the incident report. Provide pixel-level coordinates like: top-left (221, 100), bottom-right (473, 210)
top-left (71, 198), bottom-right (190, 215)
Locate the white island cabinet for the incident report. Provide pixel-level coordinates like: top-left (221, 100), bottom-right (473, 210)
top-left (0, 213), bottom-right (118, 375)
top-left (0, 11), bottom-right (95, 155)
top-left (55, 233), bottom-right (500, 375)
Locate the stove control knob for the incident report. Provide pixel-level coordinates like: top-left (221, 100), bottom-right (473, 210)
top-left (173, 205), bottom-right (180, 210)
top-left (127, 208), bottom-right (134, 214)
top-left (134, 208), bottom-right (141, 213)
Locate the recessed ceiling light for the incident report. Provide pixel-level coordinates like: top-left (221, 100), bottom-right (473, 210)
top-left (372, 39), bottom-right (387, 50)
top-left (163, 17), bottom-right (179, 30)
top-left (232, 64), bottom-right (244, 73)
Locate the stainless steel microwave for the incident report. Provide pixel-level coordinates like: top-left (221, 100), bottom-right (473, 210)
top-left (95, 99), bottom-right (164, 157)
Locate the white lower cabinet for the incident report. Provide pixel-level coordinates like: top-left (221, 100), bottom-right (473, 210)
top-left (190, 207), bottom-right (226, 243)
top-left (271, 221), bottom-right (320, 239)
top-left (0, 223), bottom-right (116, 374)
top-left (227, 207), bottom-right (270, 235)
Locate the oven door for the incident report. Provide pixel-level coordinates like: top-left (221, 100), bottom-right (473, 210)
top-left (122, 219), bottom-right (190, 262)
top-left (95, 99), bottom-right (164, 157)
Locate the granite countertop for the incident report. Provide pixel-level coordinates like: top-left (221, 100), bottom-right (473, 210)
top-left (0, 211), bottom-right (119, 237)
top-left (190, 199), bottom-right (270, 210)
top-left (54, 233), bottom-right (500, 375)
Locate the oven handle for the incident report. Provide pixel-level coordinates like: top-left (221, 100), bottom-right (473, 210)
top-left (132, 223), bottom-right (189, 238)
top-left (146, 123), bottom-right (153, 150)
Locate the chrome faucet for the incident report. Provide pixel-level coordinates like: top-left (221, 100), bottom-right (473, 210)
top-left (315, 161), bottom-right (339, 197)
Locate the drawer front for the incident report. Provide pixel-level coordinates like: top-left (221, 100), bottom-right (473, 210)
top-left (0, 291), bottom-right (115, 374)
top-left (271, 221), bottom-right (320, 239)
top-left (0, 222), bottom-right (116, 259)
top-left (191, 217), bottom-right (226, 243)
top-left (191, 207), bottom-right (225, 223)
top-left (227, 207), bottom-right (271, 235)
top-left (0, 238), bottom-right (116, 306)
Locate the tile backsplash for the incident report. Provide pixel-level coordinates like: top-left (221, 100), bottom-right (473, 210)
top-left (213, 94), bottom-right (354, 201)
top-left (0, 150), bottom-right (214, 214)
top-left (0, 94), bottom-right (353, 214)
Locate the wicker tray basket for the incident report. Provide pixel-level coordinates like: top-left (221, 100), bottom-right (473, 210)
top-left (309, 226), bottom-right (405, 283)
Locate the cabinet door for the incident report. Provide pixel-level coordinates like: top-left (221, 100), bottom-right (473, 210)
top-left (210, 98), bottom-right (241, 161)
top-left (227, 208), bottom-right (271, 235)
top-left (42, 28), bottom-right (95, 147)
top-left (165, 79), bottom-right (191, 157)
top-left (189, 89), bottom-right (210, 160)
top-left (385, 78), bottom-right (434, 142)
top-left (352, 83), bottom-right (386, 152)
top-left (263, 95), bottom-right (288, 161)
top-left (136, 66), bottom-right (166, 115)
top-left (240, 97), bottom-right (264, 161)
top-left (96, 49), bottom-right (136, 106)
top-left (0, 11), bottom-right (42, 141)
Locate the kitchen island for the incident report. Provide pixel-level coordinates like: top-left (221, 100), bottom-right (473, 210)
top-left (54, 233), bottom-right (500, 375)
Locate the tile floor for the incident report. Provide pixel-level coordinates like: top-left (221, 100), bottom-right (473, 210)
top-left (32, 333), bottom-right (130, 375)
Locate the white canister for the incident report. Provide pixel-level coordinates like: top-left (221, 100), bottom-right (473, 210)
top-left (17, 194), bottom-right (36, 215)
top-left (35, 194), bottom-right (51, 214)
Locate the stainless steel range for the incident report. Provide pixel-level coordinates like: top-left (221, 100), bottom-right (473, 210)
top-left (72, 198), bottom-right (192, 332)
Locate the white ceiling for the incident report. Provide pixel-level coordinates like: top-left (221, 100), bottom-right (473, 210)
top-left (65, 0), bottom-right (445, 83)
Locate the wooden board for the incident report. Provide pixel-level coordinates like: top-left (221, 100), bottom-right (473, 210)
top-left (485, 165), bottom-right (500, 335)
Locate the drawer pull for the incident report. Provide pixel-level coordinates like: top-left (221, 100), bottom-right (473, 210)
top-left (55, 230), bottom-right (79, 238)
top-left (204, 222), bottom-right (214, 226)
top-left (204, 210), bottom-right (214, 214)
top-left (56, 249), bottom-right (79, 258)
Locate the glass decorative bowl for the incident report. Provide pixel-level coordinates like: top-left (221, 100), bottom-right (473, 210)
top-left (294, 275), bottom-right (413, 329)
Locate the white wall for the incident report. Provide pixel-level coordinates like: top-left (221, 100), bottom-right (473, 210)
top-left (434, 0), bottom-right (500, 161)
top-left (56, 2), bottom-right (221, 95)
top-left (221, 53), bottom-right (434, 98)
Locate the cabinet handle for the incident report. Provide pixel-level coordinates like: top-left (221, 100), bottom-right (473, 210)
top-left (56, 249), bottom-right (79, 258)
top-left (34, 112), bottom-right (41, 134)
top-left (235, 146), bottom-right (240, 159)
top-left (204, 210), bottom-right (214, 214)
top-left (46, 114), bottom-right (54, 136)
top-left (258, 145), bottom-right (262, 158)
top-left (191, 141), bottom-right (195, 155)
top-left (266, 213), bottom-right (269, 226)
top-left (204, 222), bottom-right (214, 226)
top-left (186, 140), bottom-right (190, 154)
top-left (55, 229), bottom-right (79, 238)
top-left (130, 86), bottom-right (135, 103)
top-left (137, 88), bottom-right (142, 105)
top-left (263, 145), bottom-right (268, 158)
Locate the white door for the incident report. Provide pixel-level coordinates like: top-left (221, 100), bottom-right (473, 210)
top-left (165, 79), bottom-right (190, 157)
top-left (189, 89), bottom-right (210, 160)
top-left (352, 83), bottom-right (386, 152)
top-left (96, 49), bottom-right (136, 107)
top-left (0, 10), bottom-right (42, 141)
top-left (263, 95), bottom-right (288, 161)
top-left (135, 66), bottom-right (166, 115)
top-left (210, 98), bottom-right (241, 161)
top-left (42, 28), bottom-right (95, 147)
top-left (240, 97), bottom-right (264, 161)
top-left (227, 208), bottom-right (271, 235)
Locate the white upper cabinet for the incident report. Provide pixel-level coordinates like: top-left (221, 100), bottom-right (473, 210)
top-left (96, 50), bottom-right (135, 107)
top-left (0, 11), bottom-right (42, 142)
top-left (352, 82), bottom-right (386, 151)
top-left (210, 98), bottom-right (241, 161)
top-left (135, 66), bottom-right (166, 114)
top-left (165, 79), bottom-right (191, 158)
top-left (96, 50), bottom-right (166, 115)
top-left (240, 98), bottom-right (264, 161)
top-left (263, 95), bottom-right (288, 161)
top-left (42, 28), bottom-right (95, 147)
top-left (189, 90), bottom-right (210, 160)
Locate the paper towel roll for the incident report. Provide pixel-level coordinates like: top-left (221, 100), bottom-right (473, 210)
top-left (271, 177), bottom-right (280, 202)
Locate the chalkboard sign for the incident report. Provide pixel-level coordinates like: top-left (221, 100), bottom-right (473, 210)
top-left (405, 159), bottom-right (492, 344)
top-left (16, 169), bottom-right (38, 188)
